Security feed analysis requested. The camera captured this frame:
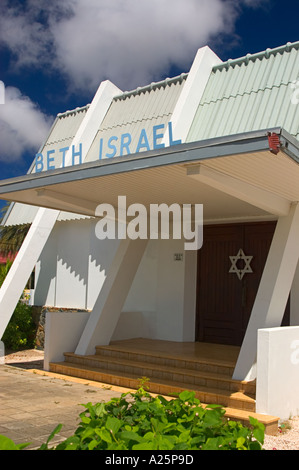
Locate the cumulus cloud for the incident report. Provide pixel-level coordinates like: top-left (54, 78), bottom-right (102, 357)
top-left (0, 0), bottom-right (268, 93)
top-left (0, 0), bottom-right (268, 164)
top-left (0, 87), bottom-right (53, 162)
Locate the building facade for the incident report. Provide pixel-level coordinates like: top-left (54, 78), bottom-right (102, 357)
top-left (0, 41), bottom-right (299, 420)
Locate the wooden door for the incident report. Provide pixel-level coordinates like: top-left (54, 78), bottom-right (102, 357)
top-left (196, 222), bottom-right (289, 346)
top-left (196, 224), bottom-right (243, 345)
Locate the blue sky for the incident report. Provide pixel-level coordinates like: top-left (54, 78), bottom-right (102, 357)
top-left (0, 0), bottom-right (298, 200)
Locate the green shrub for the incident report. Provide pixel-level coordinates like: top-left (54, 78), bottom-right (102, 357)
top-left (0, 261), bottom-right (12, 285)
top-left (1, 300), bottom-right (36, 350)
top-left (0, 261), bottom-right (36, 350)
top-left (40, 387), bottom-right (265, 450)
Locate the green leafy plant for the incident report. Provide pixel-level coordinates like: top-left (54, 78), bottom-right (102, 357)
top-left (0, 260), bottom-right (12, 285)
top-left (0, 261), bottom-right (36, 350)
top-left (1, 300), bottom-right (36, 350)
top-left (0, 435), bottom-right (29, 450)
top-left (40, 388), bottom-right (265, 450)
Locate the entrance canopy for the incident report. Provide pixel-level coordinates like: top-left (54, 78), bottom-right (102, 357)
top-left (0, 128), bottom-right (298, 222)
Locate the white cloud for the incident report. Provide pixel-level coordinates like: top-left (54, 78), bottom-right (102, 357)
top-left (0, 0), bottom-right (268, 93)
top-left (0, 0), bottom-right (268, 164)
top-left (50, 0), bottom-right (236, 91)
top-left (0, 87), bottom-right (53, 162)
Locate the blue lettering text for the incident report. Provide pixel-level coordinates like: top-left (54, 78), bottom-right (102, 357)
top-left (47, 150), bottom-right (55, 171)
top-left (106, 136), bottom-right (118, 158)
top-left (33, 122), bottom-right (181, 172)
top-left (168, 122), bottom-right (181, 146)
top-left (153, 124), bottom-right (165, 150)
top-left (72, 144), bottom-right (82, 165)
top-left (35, 153), bottom-right (44, 173)
top-left (120, 133), bottom-right (132, 156)
top-left (136, 129), bottom-right (150, 153)
top-left (60, 147), bottom-right (69, 167)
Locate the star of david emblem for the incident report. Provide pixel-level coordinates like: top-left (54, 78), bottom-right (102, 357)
top-left (229, 249), bottom-right (253, 280)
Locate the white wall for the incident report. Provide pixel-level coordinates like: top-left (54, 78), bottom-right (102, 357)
top-left (36, 220), bottom-right (198, 345)
top-left (156, 239), bottom-right (187, 341)
top-left (55, 220), bottom-right (89, 308)
top-left (256, 326), bottom-right (299, 419)
top-left (44, 310), bottom-right (90, 369)
top-left (123, 241), bottom-right (158, 313)
top-left (34, 226), bottom-right (58, 306)
top-left (35, 219), bottom-right (120, 310)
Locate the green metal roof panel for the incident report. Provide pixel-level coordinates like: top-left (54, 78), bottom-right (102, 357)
top-left (187, 41), bottom-right (299, 143)
top-left (3, 76), bottom-right (187, 225)
top-left (84, 76), bottom-right (186, 163)
top-left (46, 106), bottom-right (89, 146)
top-left (4, 107), bottom-right (89, 226)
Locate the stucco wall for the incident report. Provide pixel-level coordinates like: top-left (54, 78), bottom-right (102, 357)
top-left (256, 326), bottom-right (299, 419)
top-left (35, 219), bottom-right (197, 345)
top-left (44, 310), bottom-right (90, 369)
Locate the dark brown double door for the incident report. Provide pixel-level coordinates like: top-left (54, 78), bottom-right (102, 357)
top-left (196, 222), bottom-right (289, 346)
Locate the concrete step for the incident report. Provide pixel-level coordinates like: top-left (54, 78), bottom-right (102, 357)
top-left (95, 344), bottom-right (236, 377)
top-left (63, 351), bottom-right (255, 395)
top-left (50, 360), bottom-right (256, 411)
top-left (49, 360), bottom-right (278, 435)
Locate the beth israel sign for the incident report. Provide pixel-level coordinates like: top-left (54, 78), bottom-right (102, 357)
top-left (35, 122), bottom-right (181, 172)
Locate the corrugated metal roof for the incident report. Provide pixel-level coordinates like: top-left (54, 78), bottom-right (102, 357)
top-left (3, 75), bottom-right (187, 225)
top-left (4, 106), bottom-right (89, 226)
top-left (85, 75), bottom-right (187, 163)
top-left (4, 42), bottom-right (299, 227)
top-left (46, 106), bottom-right (89, 149)
top-left (187, 41), bottom-right (299, 143)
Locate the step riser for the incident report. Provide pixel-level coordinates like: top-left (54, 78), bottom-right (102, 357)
top-left (95, 348), bottom-right (235, 377)
top-left (64, 354), bottom-right (255, 395)
top-left (50, 363), bottom-right (256, 413)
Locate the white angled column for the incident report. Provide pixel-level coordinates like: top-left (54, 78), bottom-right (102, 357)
top-left (0, 208), bottom-right (59, 338)
top-left (166, 46), bottom-right (222, 145)
top-left (233, 202), bottom-right (299, 381)
top-left (75, 238), bottom-right (148, 355)
top-left (0, 80), bottom-right (122, 340)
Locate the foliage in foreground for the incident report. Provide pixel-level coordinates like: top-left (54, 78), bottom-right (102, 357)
top-left (0, 435), bottom-right (29, 451)
top-left (37, 387), bottom-right (265, 451)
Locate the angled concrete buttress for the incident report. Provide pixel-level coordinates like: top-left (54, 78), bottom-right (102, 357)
top-left (75, 238), bottom-right (148, 355)
top-left (73, 45), bottom-right (222, 355)
top-left (0, 80), bottom-right (122, 339)
top-left (233, 202), bottom-right (299, 381)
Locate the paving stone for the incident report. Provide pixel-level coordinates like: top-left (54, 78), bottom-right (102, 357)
top-left (0, 364), bottom-right (124, 449)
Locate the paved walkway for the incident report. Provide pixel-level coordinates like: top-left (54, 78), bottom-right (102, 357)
top-left (0, 364), bottom-right (128, 450)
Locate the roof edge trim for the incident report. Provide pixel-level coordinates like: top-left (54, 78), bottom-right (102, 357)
top-left (213, 40), bottom-right (299, 71)
top-left (113, 73), bottom-right (189, 101)
top-left (1, 128), bottom-right (297, 197)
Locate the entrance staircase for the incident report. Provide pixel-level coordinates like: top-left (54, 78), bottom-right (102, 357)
top-left (49, 339), bottom-right (279, 435)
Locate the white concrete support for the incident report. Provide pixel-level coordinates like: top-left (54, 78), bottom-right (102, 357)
top-left (233, 202), bottom-right (299, 381)
top-left (75, 238), bottom-right (148, 355)
top-left (0, 80), bottom-right (122, 339)
top-left (256, 327), bottom-right (299, 419)
top-left (169, 46), bottom-right (222, 143)
top-left (0, 208), bottom-right (59, 338)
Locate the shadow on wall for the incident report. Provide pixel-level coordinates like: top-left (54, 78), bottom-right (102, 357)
top-left (34, 219), bottom-right (120, 309)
